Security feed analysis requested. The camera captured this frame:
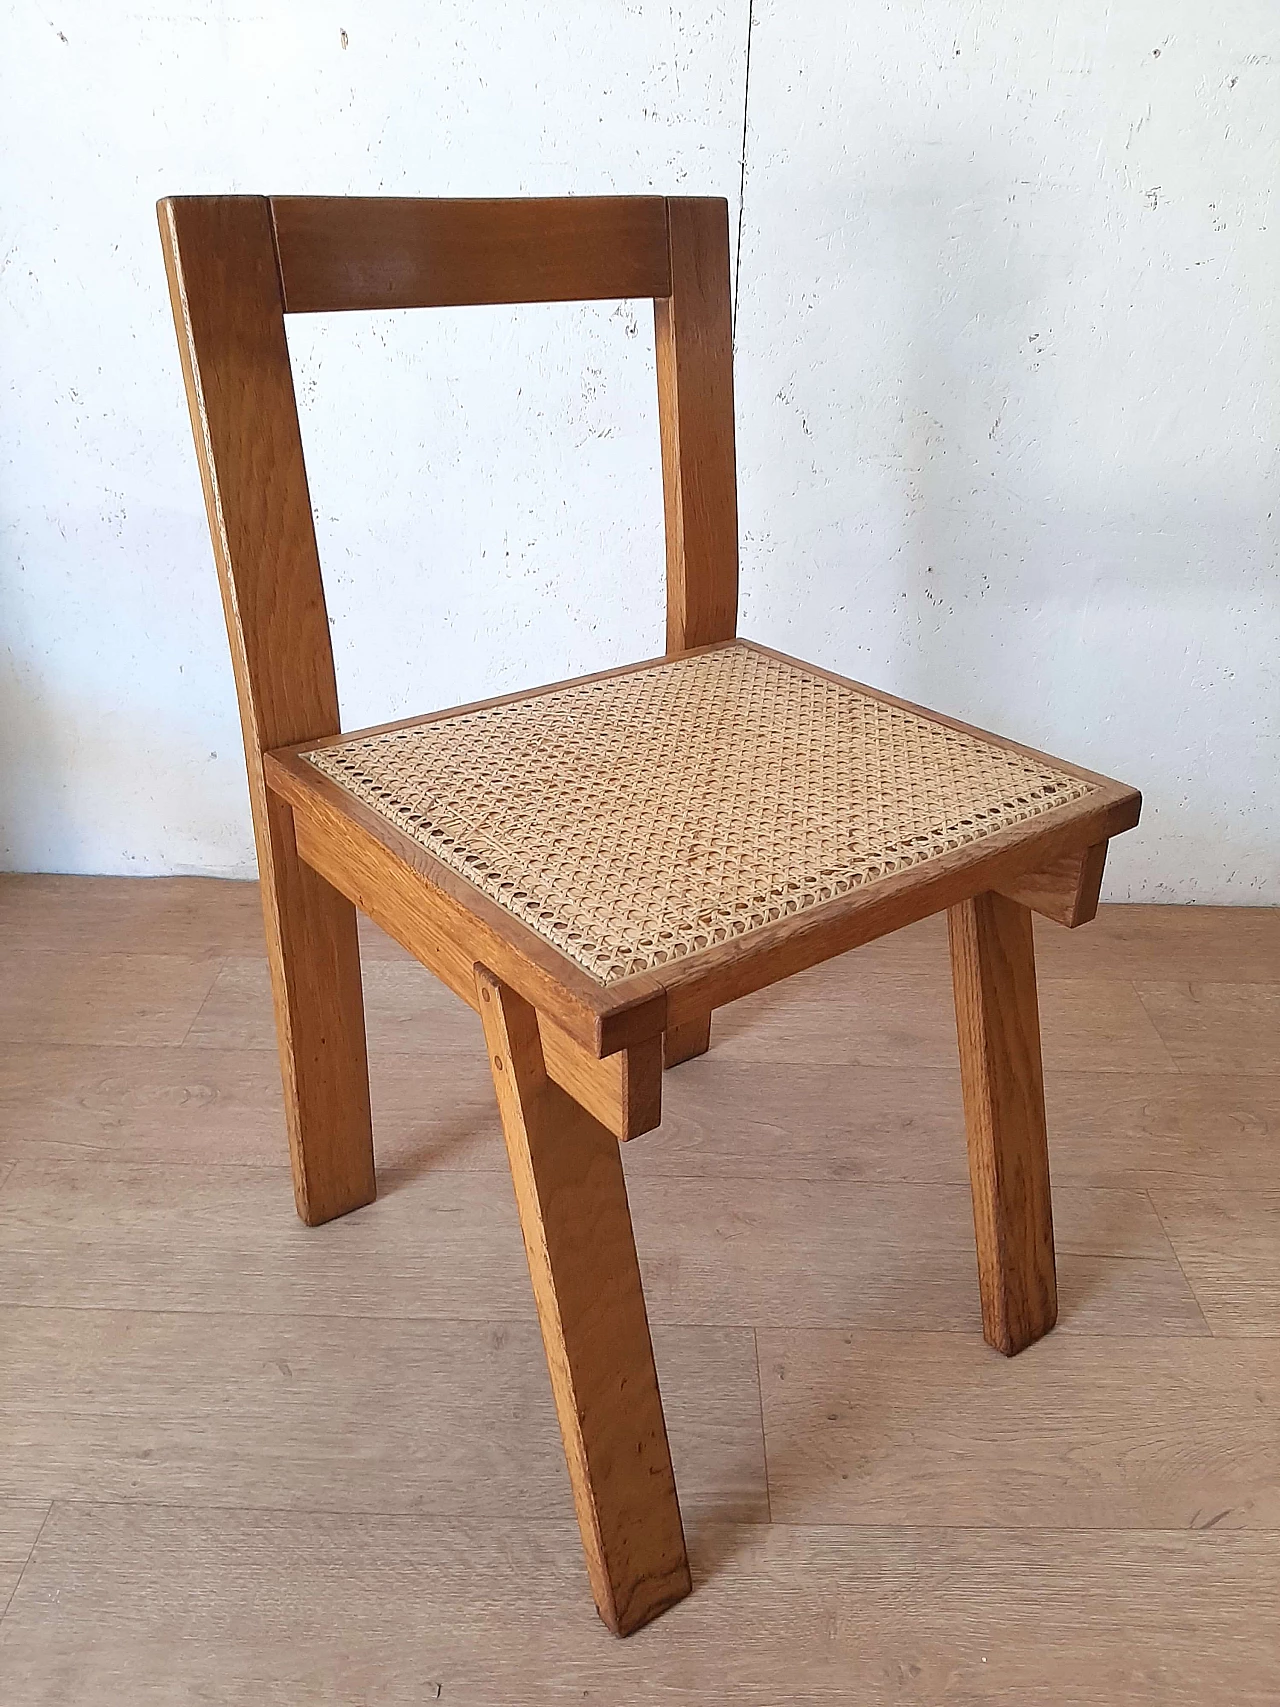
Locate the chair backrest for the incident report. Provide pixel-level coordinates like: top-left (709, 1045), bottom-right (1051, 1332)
top-left (158, 194), bottom-right (739, 773)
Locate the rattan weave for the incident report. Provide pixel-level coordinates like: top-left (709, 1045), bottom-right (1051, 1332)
top-left (304, 644), bottom-right (1096, 985)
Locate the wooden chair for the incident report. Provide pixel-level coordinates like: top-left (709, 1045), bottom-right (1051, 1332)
top-left (159, 194), bottom-right (1141, 1636)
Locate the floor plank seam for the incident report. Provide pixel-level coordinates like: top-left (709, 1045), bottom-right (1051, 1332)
top-left (751, 1328), bottom-right (773, 1525)
top-left (176, 953), bottom-right (232, 1046)
top-left (17, 1499), bottom-right (1280, 1538)
top-left (3, 1303), bottom-right (1258, 1338)
top-left (0, 1500), bottom-right (53, 1628)
top-left (17, 1497), bottom-right (772, 1527)
top-left (1143, 1186), bottom-right (1217, 1337)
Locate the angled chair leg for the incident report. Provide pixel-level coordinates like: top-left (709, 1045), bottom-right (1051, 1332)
top-left (948, 892), bottom-right (1057, 1356)
top-left (664, 1010), bottom-right (712, 1068)
top-left (261, 794), bottom-right (376, 1227)
top-left (475, 965), bottom-right (690, 1636)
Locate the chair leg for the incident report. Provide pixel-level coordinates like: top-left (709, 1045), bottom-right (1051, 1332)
top-left (664, 1010), bottom-right (712, 1068)
top-left (260, 794), bottom-right (376, 1227)
top-left (475, 965), bottom-right (690, 1636)
top-left (947, 892), bottom-right (1057, 1356)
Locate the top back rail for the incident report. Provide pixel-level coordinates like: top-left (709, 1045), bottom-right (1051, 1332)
top-left (269, 195), bottom-right (672, 312)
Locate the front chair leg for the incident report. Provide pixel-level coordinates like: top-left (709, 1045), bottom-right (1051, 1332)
top-left (475, 966), bottom-right (690, 1635)
top-left (948, 892), bottom-right (1057, 1356)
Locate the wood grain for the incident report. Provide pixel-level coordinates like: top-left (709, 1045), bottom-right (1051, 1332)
top-left (187, 953), bottom-right (473, 1056)
top-left (664, 1011), bottom-right (713, 1067)
top-left (998, 840), bottom-right (1108, 928)
top-left (621, 1175), bottom-right (1205, 1338)
top-left (0, 952), bottom-right (219, 1047)
top-left (0, 1156), bottom-right (1204, 1339)
top-left (281, 782), bottom-right (666, 1128)
top-left (655, 198), bottom-right (739, 653)
top-left (0, 1307), bottom-right (764, 1523)
top-left (158, 187), bottom-right (1146, 1302)
top-left (711, 960), bottom-right (1176, 1075)
top-left (1042, 1070), bottom-right (1280, 1186)
top-left (1034, 903), bottom-right (1280, 981)
top-left (7, 1505), bottom-right (1280, 1706)
top-left (270, 752), bottom-right (668, 1060)
top-left (758, 1330), bottom-right (1280, 1529)
top-left (0, 1156), bottom-right (536, 1321)
top-left (629, 1057), bottom-right (1280, 1187)
top-left (949, 893), bottom-right (1057, 1355)
top-left (159, 194), bottom-right (375, 1227)
top-left (1147, 1181), bottom-right (1280, 1335)
top-left (0, 1040), bottom-right (500, 1173)
top-left (184, 951), bottom-right (659, 1144)
top-left (0, 1502), bottom-right (48, 1564)
top-left (1135, 980), bottom-right (1280, 1074)
top-left (270, 195), bottom-right (670, 313)
top-left (3, 882), bottom-right (1279, 1694)
top-left (476, 968), bottom-right (690, 1634)
top-left (0, 874), bottom-right (264, 957)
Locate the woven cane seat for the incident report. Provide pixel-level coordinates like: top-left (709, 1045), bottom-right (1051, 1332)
top-left (302, 643), bottom-right (1096, 987)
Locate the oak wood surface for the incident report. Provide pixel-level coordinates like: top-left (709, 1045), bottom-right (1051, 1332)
top-left (293, 800), bottom-right (665, 1138)
top-left (8, 1017), bottom-right (1271, 1189)
top-left (2, 882), bottom-right (1278, 1699)
top-left (270, 195), bottom-right (671, 313)
top-left (1032, 900), bottom-right (1280, 981)
top-left (758, 1329), bottom-right (1280, 1529)
top-left (948, 893), bottom-right (1057, 1355)
top-left (0, 950), bottom-right (221, 1047)
top-left (708, 958), bottom-right (1178, 1075)
top-left (0, 1154), bottom-right (1202, 1338)
top-left (998, 841), bottom-right (1108, 928)
top-left (8, 1505), bottom-right (1280, 1707)
top-left (664, 1011), bottom-right (713, 1067)
top-left (1133, 978), bottom-right (1280, 1075)
top-left (0, 1305), bottom-right (760, 1521)
top-left (1146, 1180), bottom-right (1280, 1335)
top-left (158, 195), bottom-right (375, 1227)
top-left (0, 874), bottom-right (267, 957)
top-left (655, 198), bottom-right (739, 652)
top-left (475, 968), bottom-right (690, 1634)
top-left (178, 950), bottom-right (662, 1145)
top-left (159, 192), bottom-right (1143, 1250)
top-left (270, 750), bottom-right (668, 1058)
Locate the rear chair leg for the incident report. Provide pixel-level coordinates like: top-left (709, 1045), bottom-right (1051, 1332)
top-left (475, 966), bottom-right (690, 1636)
top-left (260, 794), bottom-right (376, 1226)
top-left (948, 892), bottom-right (1057, 1355)
top-left (664, 1010), bottom-right (712, 1067)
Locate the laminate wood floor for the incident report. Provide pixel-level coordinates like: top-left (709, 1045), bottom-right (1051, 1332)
top-left (1, 876), bottom-right (1277, 1704)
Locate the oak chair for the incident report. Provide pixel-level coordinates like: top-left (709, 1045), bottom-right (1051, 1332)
top-left (160, 193), bottom-right (1141, 1637)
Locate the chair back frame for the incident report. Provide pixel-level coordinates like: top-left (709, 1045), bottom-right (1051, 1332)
top-left (158, 193), bottom-right (739, 785)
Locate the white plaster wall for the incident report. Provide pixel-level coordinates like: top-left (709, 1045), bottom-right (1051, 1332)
top-left (0, 1), bottom-right (748, 873)
top-left (735, 2), bottom-right (1279, 901)
top-left (2, 2), bottom-right (1276, 897)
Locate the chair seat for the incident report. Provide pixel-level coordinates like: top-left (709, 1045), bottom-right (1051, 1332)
top-left (295, 640), bottom-right (1105, 987)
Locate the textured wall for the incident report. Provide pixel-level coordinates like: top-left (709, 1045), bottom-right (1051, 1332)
top-left (2, 3), bottom-right (1275, 897)
top-left (734, 3), bottom-right (1279, 902)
